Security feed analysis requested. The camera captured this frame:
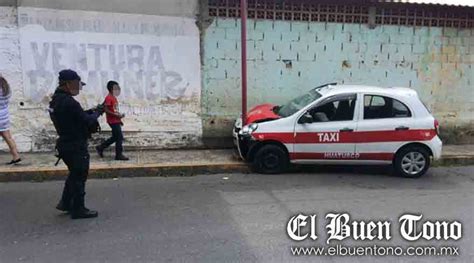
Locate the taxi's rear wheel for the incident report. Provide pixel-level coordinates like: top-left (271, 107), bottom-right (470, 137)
top-left (253, 144), bottom-right (289, 174)
top-left (394, 146), bottom-right (430, 178)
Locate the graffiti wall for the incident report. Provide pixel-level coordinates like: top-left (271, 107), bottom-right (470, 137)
top-left (19, 8), bottom-right (200, 104)
top-left (0, 6), bottom-right (202, 152)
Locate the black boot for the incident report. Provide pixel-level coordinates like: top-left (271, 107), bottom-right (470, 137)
top-left (70, 181), bottom-right (98, 219)
top-left (56, 200), bottom-right (71, 212)
top-left (71, 208), bottom-right (98, 219)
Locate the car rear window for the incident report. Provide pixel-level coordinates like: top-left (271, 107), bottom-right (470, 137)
top-left (364, 95), bottom-right (412, 119)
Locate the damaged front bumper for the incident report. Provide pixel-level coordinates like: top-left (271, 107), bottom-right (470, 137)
top-left (232, 119), bottom-right (256, 161)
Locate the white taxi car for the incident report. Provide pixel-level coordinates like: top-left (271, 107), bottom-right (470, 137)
top-left (233, 83), bottom-right (442, 177)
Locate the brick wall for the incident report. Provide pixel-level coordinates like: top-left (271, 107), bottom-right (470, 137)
top-left (202, 18), bottom-right (474, 144)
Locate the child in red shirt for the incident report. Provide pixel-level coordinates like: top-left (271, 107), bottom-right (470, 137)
top-left (96, 81), bottom-right (129, 161)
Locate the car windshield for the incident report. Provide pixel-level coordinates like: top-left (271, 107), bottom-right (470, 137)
top-left (276, 89), bottom-right (322, 117)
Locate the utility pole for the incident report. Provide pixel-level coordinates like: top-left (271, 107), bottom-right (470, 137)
top-left (240, 0), bottom-right (248, 124)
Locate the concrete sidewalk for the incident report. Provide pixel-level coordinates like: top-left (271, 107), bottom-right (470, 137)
top-left (0, 145), bottom-right (473, 182)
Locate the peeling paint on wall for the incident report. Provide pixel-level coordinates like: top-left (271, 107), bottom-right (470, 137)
top-left (0, 6), bottom-right (203, 152)
top-left (0, 6), bottom-right (32, 152)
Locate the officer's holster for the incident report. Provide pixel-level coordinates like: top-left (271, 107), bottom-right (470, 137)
top-left (54, 145), bottom-right (62, 166)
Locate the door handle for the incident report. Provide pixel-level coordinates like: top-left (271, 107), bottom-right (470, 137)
top-left (340, 128), bottom-right (354, 132)
top-left (395, 126), bottom-right (409, 131)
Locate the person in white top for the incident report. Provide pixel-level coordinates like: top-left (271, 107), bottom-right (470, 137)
top-left (0, 75), bottom-right (21, 164)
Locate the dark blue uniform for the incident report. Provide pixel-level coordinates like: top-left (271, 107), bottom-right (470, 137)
top-left (49, 88), bottom-right (99, 214)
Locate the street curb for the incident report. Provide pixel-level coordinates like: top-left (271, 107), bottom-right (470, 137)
top-left (0, 163), bottom-right (250, 182)
top-left (433, 156), bottom-right (474, 167)
top-left (0, 156), bottom-right (473, 182)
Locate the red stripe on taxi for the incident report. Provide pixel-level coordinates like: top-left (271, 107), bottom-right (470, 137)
top-left (252, 129), bottom-right (436, 144)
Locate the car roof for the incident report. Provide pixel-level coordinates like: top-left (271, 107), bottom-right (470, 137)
top-left (316, 84), bottom-right (418, 98)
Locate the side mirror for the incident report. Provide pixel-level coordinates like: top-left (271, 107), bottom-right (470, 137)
top-left (298, 112), bottom-right (313, 124)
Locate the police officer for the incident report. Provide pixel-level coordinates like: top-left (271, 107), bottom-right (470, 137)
top-left (49, 69), bottom-right (100, 219)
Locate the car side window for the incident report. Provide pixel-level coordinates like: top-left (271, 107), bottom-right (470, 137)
top-left (364, 95), bottom-right (412, 119)
top-left (308, 96), bottom-right (356, 122)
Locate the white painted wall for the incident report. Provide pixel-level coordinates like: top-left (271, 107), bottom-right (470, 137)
top-left (2, 0), bottom-right (199, 17)
top-left (0, 6), bottom-right (203, 152)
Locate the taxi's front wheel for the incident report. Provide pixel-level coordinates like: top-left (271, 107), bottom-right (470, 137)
top-left (253, 144), bottom-right (289, 174)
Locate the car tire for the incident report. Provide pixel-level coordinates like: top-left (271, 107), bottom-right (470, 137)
top-left (253, 144), bottom-right (289, 174)
top-left (394, 146), bottom-right (431, 178)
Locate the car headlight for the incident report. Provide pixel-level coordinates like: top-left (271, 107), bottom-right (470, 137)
top-left (240, 123), bottom-right (258, 135)
top-left (235, 117), bottom-right (242, 128)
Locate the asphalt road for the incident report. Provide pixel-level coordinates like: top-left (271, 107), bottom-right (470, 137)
top-left (1, 165), bottom-right (473, 263)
